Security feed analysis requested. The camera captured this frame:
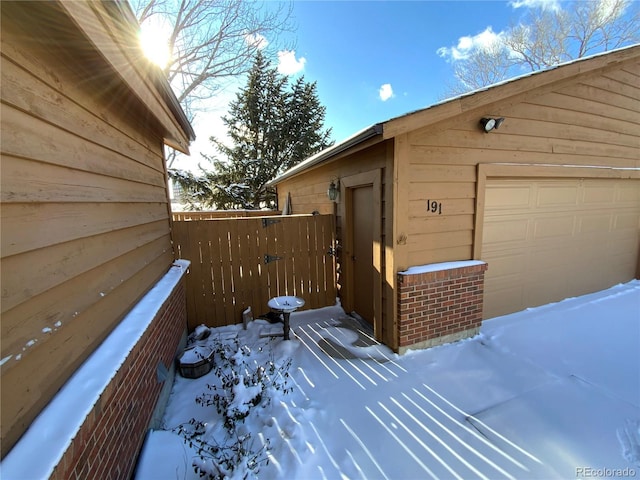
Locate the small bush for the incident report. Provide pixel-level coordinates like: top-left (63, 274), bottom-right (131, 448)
top-left (175, 335), bottom-right (292, 479)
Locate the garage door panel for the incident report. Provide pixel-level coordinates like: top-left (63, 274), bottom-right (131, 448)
top-left (526, 271), bottom-right (568, 306)
top-left (483, 282), bottom-right (525, 318)
top-left (532, 215), bottom-right (576, 239)
top-left (483, 251), bottom-right (526, 276)
top-left (614, 213), bottom-right (640, 230)
top-left (483, 218), bottom-right (529, 244)
top-left (485, 185), bottom-right (532, 211)
top-left (536, 184), bottom-right (579, 208)
top-left (528, 244), bottom-right (577, 271)
top-left (609, 235), bottom-right (638, 261)
top-left (578, 214), bottom-right (612, 233)
top-left (583, 184), bottom-right (616, 204)
top-left (482, 178), bottom-right (640, 319)
top-left (555, 264), bottom-right (602, 297)
top-left (617, 183), bottom-right (640, 203)
top-left (608, 250), bottom-right (638, 276)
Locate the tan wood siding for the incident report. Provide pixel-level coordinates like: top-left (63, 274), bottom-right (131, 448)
top-left (1, 252), bottom-right (172, 453)
top-left (0, 54), bottom-right (166, 173)
top-left (1, 221), bottom-right (169, 315)
top-left (383, 46), bottom-right (640, 139)
top-left (0, 8), bottom-right (176, 455)
top-left (272, 50), bottom-right (639, 353)
top-left (405, 59), bottom-right (640, 269)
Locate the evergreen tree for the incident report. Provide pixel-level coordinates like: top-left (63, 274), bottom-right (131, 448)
top-left (173, 51), bottom-right (333, 210)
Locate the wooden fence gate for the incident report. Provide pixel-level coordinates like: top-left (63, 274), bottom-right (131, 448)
top-left (172, 214), bottom-right (337, 329)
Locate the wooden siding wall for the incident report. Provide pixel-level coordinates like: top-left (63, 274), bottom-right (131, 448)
top-left (400, 59), bottom-right (640, 271)
top-left (276, 141), bottom-right (397, 348)
top-left (0, 5), bottom-right (174, 455)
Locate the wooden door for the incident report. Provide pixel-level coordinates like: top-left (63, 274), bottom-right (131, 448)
top-left (351, 185), bottom-right (374, 324)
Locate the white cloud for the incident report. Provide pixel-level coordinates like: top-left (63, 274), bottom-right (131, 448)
top-left (437, 26), bottom-right (506, 61)
top-left (509, 0), bottom-right (561, 11)
top-left (277, 50), bottom-right (306, 75)
top-left (595, 0), bottom-right (626, 22)
top-left (245, 33), bottom-right (268, 50)
top-left (379, 83), bottom-right (394, 101)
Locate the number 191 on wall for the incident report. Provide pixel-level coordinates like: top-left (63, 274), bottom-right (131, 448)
top-left (427, 200), bottom-right (443, 215)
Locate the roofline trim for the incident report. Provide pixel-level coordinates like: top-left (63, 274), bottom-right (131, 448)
top-left (60, 0), bottom-right (195, 153)
top-left (267, 123), bottom-right (383, 186)
top-left (268, 43), bottom-right (639, 185)
top-left (383, 43), bottom-right (640, 138)
top-left (115, 1), bottom-right (195, 144)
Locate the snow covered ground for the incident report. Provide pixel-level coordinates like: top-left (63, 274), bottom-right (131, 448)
top-left (135, 281), bottom-right (640, 479)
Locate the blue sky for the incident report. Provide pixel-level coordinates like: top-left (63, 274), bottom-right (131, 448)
top-left (180, 0), bottom-right (636, 168)
top-left (285, 1), bottom-right (518, 142)
top-left (187, 0), bottom-right (525, 164)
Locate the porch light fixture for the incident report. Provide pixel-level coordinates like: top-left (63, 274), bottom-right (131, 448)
top-left (327, 178), bottom-right (339, 202)
top-left (480, 117), bottom-right (505, 132)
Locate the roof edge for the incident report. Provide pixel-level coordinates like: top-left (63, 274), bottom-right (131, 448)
top-left (269, 43), bottom-right (639, 185)
top-left (59, 0), bottom-right (195, 153)
top-left (115, 1), bottom-right (195, 145)
top-left (383, 43), bottom-right (640, 139)
top-left (267, 123), bottom-right (383, 186)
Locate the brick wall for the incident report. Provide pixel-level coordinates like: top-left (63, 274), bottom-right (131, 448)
top-left (397, 262), bottom-right (488, 353)
top-left (49, 279), bottom-right (187, 480)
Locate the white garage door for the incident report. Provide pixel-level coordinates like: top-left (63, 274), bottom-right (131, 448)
top-left (482, 178), bottom-right (640, 319)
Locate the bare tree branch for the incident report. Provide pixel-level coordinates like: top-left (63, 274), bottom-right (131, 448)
top-left (130, 0), bottom-right (294, 120)
top-left (443, 0), bottom-right (639, 95)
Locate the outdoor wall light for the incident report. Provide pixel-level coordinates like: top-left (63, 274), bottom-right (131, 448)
top-left (327, 178), bottom-right (339, 202)
top-left (480, 117), bottom-right (505, 132)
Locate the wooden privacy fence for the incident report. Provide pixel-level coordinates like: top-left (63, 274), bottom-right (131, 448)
top-left (172, 210), bottom-right (281, 221)
top-left (172, 214), bottom-right (337, 329)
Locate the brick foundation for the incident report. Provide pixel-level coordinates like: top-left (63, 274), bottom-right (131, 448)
top-left (397, 261), bottom-right (488, 353)
top-left (48, 276), bottom-right (187, 480)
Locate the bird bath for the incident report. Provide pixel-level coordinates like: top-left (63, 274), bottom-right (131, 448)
top-left (268, 296), bottom-right (305, 313)
top-left (267, 296), bottom-right (305, 340)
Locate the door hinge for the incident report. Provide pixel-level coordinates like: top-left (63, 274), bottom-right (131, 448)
top-left (264, 254), bottom-right (284, 264)
top-left (262, 218), bottom-right (281, 228)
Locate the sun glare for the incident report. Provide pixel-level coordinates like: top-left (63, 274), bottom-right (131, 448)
top-left (139, 21), bottom-right (171, 68)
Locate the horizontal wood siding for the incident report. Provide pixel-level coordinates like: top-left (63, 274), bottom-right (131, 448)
top-left (405, 59), bottom-right (640, 268)
top-left (172, 215), bottom-right (336, 329)
top-left (0, 9), bottom-right (175, 456)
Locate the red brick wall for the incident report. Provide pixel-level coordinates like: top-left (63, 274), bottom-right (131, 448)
top-left (49, 279), bottom-right (186, 480)
top-left (397, 263), bottom-right (487, 351)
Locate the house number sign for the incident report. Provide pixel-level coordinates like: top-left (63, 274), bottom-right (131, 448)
top-left (427, 200), bottom-right (443, 215)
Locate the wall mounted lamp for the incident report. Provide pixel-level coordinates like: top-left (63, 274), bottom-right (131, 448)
top-left (480, 117), bottom-right (505, 133)
top-left (327, 178), bottom-right (339, 202)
